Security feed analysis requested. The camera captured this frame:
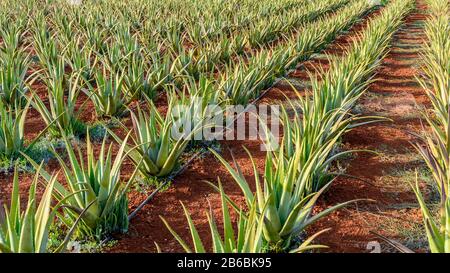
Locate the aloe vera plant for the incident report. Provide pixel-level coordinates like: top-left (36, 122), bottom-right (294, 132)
top-left (107, 79), bottom-right (219, 180)
top-left (0, 100), bottom-right (29, 159)
top-left (0, 19), bottom-right (25, 56)
top-left (146, 52), bottom-right (177, 96)
top-left (280, 97), bottom-right (372, 193)
top-left (211, 147), bottom-right (355, 252)
top-left (121, 50), bottom-right (153, 100)
top-left (32, 17), bottom-right (59, 73)
top-left (63, 37), bottom-right (98, 83)
top-left (0, 165), bottom-right (79, 253)
top-left (0, 44), bottom-right (29, 107)
top-left (162, 179), bottom-right (332, 253)
top-left (0, 99), bottom-right (51, 161)
top-left (160, 182), bottom-right (266, 253)
top-left (108, 96), bottom-right (203, 179)
top-left (31, 58), bottom-right (86, 137)
top-left (87, 67), bottom-right (131, 118)
top-left (220, 60), bottom-right (271, 105)
top-left (24, 131), bottom-right (141, 238)
top-left (168, 76), bottom-right (222, 139)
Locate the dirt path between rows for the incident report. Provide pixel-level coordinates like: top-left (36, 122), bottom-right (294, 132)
top-left (311, 0), bottom-right (430, 253)
top-left (109, 5), bottom-right (386, 253)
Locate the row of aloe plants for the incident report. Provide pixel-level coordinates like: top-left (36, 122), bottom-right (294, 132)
top-left (160, 0), bottom-right (414, 253)
top-left (411, 0), bottom-right (450, 253)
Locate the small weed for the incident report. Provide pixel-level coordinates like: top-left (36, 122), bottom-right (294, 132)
top-left (0, 137), bottom-right (66, 174)
top-left (47, 221), bottom-right (118, 253)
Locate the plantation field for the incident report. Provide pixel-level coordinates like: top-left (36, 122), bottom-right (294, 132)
top-left (0, 0), bottom-right (448, 254)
